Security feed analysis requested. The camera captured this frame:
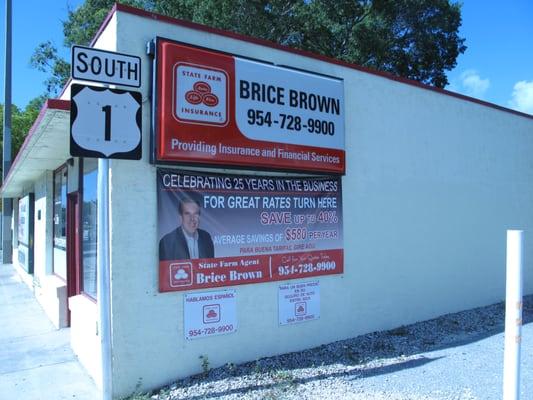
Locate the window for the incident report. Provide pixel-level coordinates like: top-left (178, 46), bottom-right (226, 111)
top-left (53, 166), bottom-right (67, 279)
top-left (81, 159), bottom-right (98, 299)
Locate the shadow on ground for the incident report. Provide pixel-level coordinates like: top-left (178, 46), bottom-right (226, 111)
top-left (175, 356), bottom-right (444, 400)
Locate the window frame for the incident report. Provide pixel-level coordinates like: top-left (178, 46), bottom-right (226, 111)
top-left (79, 158), bottom-right (98, 301)
top-left (52, 164), bottom-right (68, 281)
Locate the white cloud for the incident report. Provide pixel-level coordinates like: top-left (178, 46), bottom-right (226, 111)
top-left (508, 80), bottom-right (533, 114)
top-left (459, 70), bottom-right (490, 98)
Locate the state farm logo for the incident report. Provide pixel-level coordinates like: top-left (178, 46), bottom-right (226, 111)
top-left (175, 63), bottom-right (228, 126)
top-left (186, 82), bottom-right (219, 107)
top-left (169, 262), bottom-right (193, 287)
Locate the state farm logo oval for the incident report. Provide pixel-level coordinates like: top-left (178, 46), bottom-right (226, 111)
top-left (193, 81), bottom-right (212, 94)
top-left (185, 90), bottom-right (203, 105)
top-left (203, 93), bottom-right (219, 107)
top-left (175, 63), bottom-right (228, 126)
top-left (185, 81), bottom-right (220, 107)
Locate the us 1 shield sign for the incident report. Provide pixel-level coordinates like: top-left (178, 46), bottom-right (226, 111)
top-left (70, 84), bottom-right (142, 159)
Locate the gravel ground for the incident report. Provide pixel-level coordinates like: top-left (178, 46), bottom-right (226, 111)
top-left (133, 295), bottom-right (533, 400)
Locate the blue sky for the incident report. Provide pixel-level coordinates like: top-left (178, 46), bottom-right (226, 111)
top-left (446, 0), bottom-right (533, 114)
top-left (1, 0), bottom-right (532, 115)
top-left (0, 0), bottom-right (83, 107)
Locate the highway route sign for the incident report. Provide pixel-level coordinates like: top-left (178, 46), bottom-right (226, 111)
top-left (70, 84), bottom-right (142, 159)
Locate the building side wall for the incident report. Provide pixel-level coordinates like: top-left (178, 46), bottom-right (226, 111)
top-left (9, 171), bottom-right (68, 328)
top-left (69, 294), bottom-right (101, 387)
top-left (32, 171), bottom-right (68, 328)
top-left (104, 11), bottom-right (533, 398)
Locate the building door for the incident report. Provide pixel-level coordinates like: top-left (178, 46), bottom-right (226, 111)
top-left (66, 191), bottom-right (81, 325)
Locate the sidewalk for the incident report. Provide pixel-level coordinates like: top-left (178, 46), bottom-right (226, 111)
top-left (0, 263), bottom-right (99, 400)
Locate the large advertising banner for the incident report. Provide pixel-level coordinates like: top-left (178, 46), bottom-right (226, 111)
top-left (158, 169), bottom-right (343, 292)
top-left (155, 38), bottom-right (345, 174)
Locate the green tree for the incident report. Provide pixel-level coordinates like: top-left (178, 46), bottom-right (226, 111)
top-left (29, 41), bottom-right (71, 96)
top-left (151, 0), bottom-right (465, 87)
top-left (0, 97), bottom-right (45, 176)
top-left (31, 0), bottom-right (465, 95)
top-left (63, 0), bottom-right (146, 47)
top-left (152, 0), bottom-right (304, 46)
top-left (30, 0), bottom-right (144, 96)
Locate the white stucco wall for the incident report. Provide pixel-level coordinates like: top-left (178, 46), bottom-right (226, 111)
top-left (31, 171), bottom-right (68, 328)
top-left (93, 10), bottom-right (533, 398)
top-left (69, 294), bottom-right (101, 386)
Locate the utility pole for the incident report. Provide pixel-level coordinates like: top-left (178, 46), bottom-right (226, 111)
top-left (2, 0), bottom-right (13, 263)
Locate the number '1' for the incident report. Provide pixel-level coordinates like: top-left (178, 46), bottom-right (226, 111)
top-left (101, 105), bottom-right (112, 141)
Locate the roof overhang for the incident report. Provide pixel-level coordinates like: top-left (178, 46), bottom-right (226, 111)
top-left (1, 99), bottom-right (71, 198)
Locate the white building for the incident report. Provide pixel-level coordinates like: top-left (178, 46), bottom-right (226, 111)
top-left (2, 4), bottom-right (532, 398)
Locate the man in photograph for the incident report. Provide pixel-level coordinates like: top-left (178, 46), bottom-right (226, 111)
top-left (159, 197), bottom-right (214, 260)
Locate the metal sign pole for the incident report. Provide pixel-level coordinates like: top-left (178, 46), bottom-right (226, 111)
top-left (2, 0), bottom-right (13, 263)
top-left (503, 229), bottom-right (523, 400)
top-left (97, 157), bottom-right (112, 399)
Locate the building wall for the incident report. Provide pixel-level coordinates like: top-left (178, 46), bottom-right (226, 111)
top-left (31, 171), bottom-right (68, 329)
top-left (69, 294), bottom-right (101, 387)
top-left (98, 11), bottom-right (533, 398)
top-left (11, 170), bottom-right (69, 329)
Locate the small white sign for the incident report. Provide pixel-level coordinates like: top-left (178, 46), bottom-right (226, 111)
top-left (184, 289), bottom-right (237, 340)
top-left (279, 281), bottom-right (320, 325)
top-left (72, 45), bottom-right (141, 87)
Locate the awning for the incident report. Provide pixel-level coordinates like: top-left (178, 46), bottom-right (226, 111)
top-left (1, 99), bottom-right (71, 198)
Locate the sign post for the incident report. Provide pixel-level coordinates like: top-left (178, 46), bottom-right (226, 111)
top-left (71, 47), bottom-right (142, 400)
top-left (97, 157), bottom-right (111, 400)
top-left (503, 230), bottom-right (523, 400)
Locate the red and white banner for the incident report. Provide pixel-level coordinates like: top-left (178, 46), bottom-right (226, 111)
top-left (158, 169), bottom-right (344, 292)
top-left (155, 38), bottom-right (345, 174)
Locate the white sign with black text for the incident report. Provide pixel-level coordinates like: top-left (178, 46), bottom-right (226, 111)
top-left (235, 58), bottom-right (345, 149)
top-left (279, 281), bottom-right (320, 325)
top-left (72, 45), bottom-right (141, 87)
top-left (184, 289), bottom-right (237, 340)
